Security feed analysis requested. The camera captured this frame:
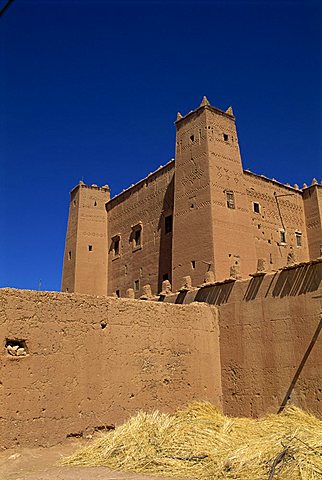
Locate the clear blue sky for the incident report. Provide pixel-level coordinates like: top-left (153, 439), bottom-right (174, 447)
top-left (0, 0), bottom-right (321, 291)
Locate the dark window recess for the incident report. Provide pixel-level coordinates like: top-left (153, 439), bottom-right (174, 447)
top-left (223, 133), bottom-right (229, 142)
top-left (134, 229), bottom-right (141, 247)
top-left (191, 260), bottom-right (196, 269)
top-left (296, 232), bottom-right (302, 247)
top-left (163, 273), bottom-right (169, 281)
top-left (253, 202), bottom-right (260, 214)
top-left (134, 279), bottom-right (140, 291)
top-left (165, 215), bottom-right (173, 234)
top-left (88, 245), bottom-right (93, 252)
top-left (190, 134), bottom-right (195, 143)
top-left (113, 238), bottom-right (120, 256)
top-left (94, 201), bottom-right (97, 207)
top-left (226, 191), bottom-right (235, 209)
top-left (280, 231), bottom-right (286, 244)
top-left (115, 289), bottom-right (120, 297)
top-left (68, 251), bottom-right (72, 260)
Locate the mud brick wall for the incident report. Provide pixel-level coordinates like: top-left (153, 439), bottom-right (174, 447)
top-left (0, 289), bottom-right (221, 448)
top-left (218, 264), bottom-right (322, 418)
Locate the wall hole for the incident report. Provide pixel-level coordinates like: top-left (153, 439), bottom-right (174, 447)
top-left (6, 339), bottom-right (28, 357)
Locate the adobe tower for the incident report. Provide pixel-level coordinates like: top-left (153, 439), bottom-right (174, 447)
top-left (171, 96), bottom-right (257, 290)
top-left (62, 182), bottom-right (110, 295)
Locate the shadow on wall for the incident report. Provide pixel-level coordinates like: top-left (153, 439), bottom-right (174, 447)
top-left (157, 176), bottom-right (175, 293)
top-left (193, 282), bottom-right (235, 306)
top-left (271, 262), bottom-right (322, 298)
top-left (243, 263), bottom-right (321, 302)
top-left (243, 275), bottom-right (265, 302)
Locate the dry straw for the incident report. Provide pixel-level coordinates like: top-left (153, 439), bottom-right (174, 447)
top-left (63, 402), bottom-right (322, 479)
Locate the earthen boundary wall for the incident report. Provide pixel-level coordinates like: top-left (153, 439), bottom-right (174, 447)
top-left (0, 289), bottom-right (221, 449)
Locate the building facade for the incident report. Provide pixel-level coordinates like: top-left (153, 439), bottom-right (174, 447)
top-left (62, 97), bottom-right (322, 297)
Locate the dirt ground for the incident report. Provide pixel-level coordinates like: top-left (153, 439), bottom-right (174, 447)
top-left (0, 439), bottom-right (183, 480)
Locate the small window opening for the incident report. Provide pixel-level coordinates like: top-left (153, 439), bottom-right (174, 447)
top-left (223, 133), bottom-right (229, 142)
top-left (253, 202), bottom-right (260, 214)
top-left (191, 260), bottom-right (196, 269)
top-left (112, 237), bottom-right (120, 256)
top-left (73, 200), bottom-right (77, 207)
top-left (280, 230), bottom-right (286, 244)
top-left (115, 289), bottom-right (120, 297)
top-left (134, 279), bottom-right (140, 291)
top-left (165, 214), bottom-right (173, 234)
top-left (134, 229), bottom-right (141, 247)
top-left (163, 273), bottom-right (169, 281)
top-left (68, 251), bottom-right (72, 260)
top-left (190, 134), bottom-right (195, 143)
top-left (132, 224), bottom-right (142, 249)
top-left (226, 191), bottom-right (235, 209)
top-left (295, 232), bottom-right (302, 247)
top-left (88, 245), bottom-right (93, 252)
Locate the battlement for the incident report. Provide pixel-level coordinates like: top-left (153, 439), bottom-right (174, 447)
top-left (175, 96), bottom-right (235, 125)
top-left (70, 180), bottom-right (110, 194)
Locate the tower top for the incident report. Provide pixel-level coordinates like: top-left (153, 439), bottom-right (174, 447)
top-left (175, 96), bottom-right (235, 124)
top-left (200, 95), bottom-right (210, 107)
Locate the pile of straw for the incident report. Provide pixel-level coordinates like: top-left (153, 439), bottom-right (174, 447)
top-left (64, 402), bottom-right (322, 479)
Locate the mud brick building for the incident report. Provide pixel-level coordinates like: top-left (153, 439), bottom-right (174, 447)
top-left (62, 97), bottom-right (322, 297)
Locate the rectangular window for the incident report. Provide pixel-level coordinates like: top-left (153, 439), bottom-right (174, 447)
top-left (165, 214), bottom-right (173, 234)
top-left (115, 289), bottom-right (120, 297)
top-left (295, 232), bottom-right (302, 247)
top-left (280, 230), bottom-right (286, 244)
top-left (134, 279), bottom-right (140, 291)
top-left (191, 260), bottom-right (196, 269)
top-left (88, 245), bottom-right (93, 252)
top-left (132, 223), bottom-right (143, 250)
top-left (134, 229), bottom-right (141, 247)
top-left (253, 202), bottom-right (260, 214)
top-left (68, 251), bottom-right (72, 260)
top-left (112, 236), bottom-right (120, 257)
top-left (226, 191), bottom-right (235, 209)
top-left (223, 133), bottom-right (229, 142)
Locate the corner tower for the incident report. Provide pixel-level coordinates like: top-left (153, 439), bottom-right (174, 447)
top-left (61, 182), bottom-right (110, 295)
top-left (172, 97), bottom-right (257, 289)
